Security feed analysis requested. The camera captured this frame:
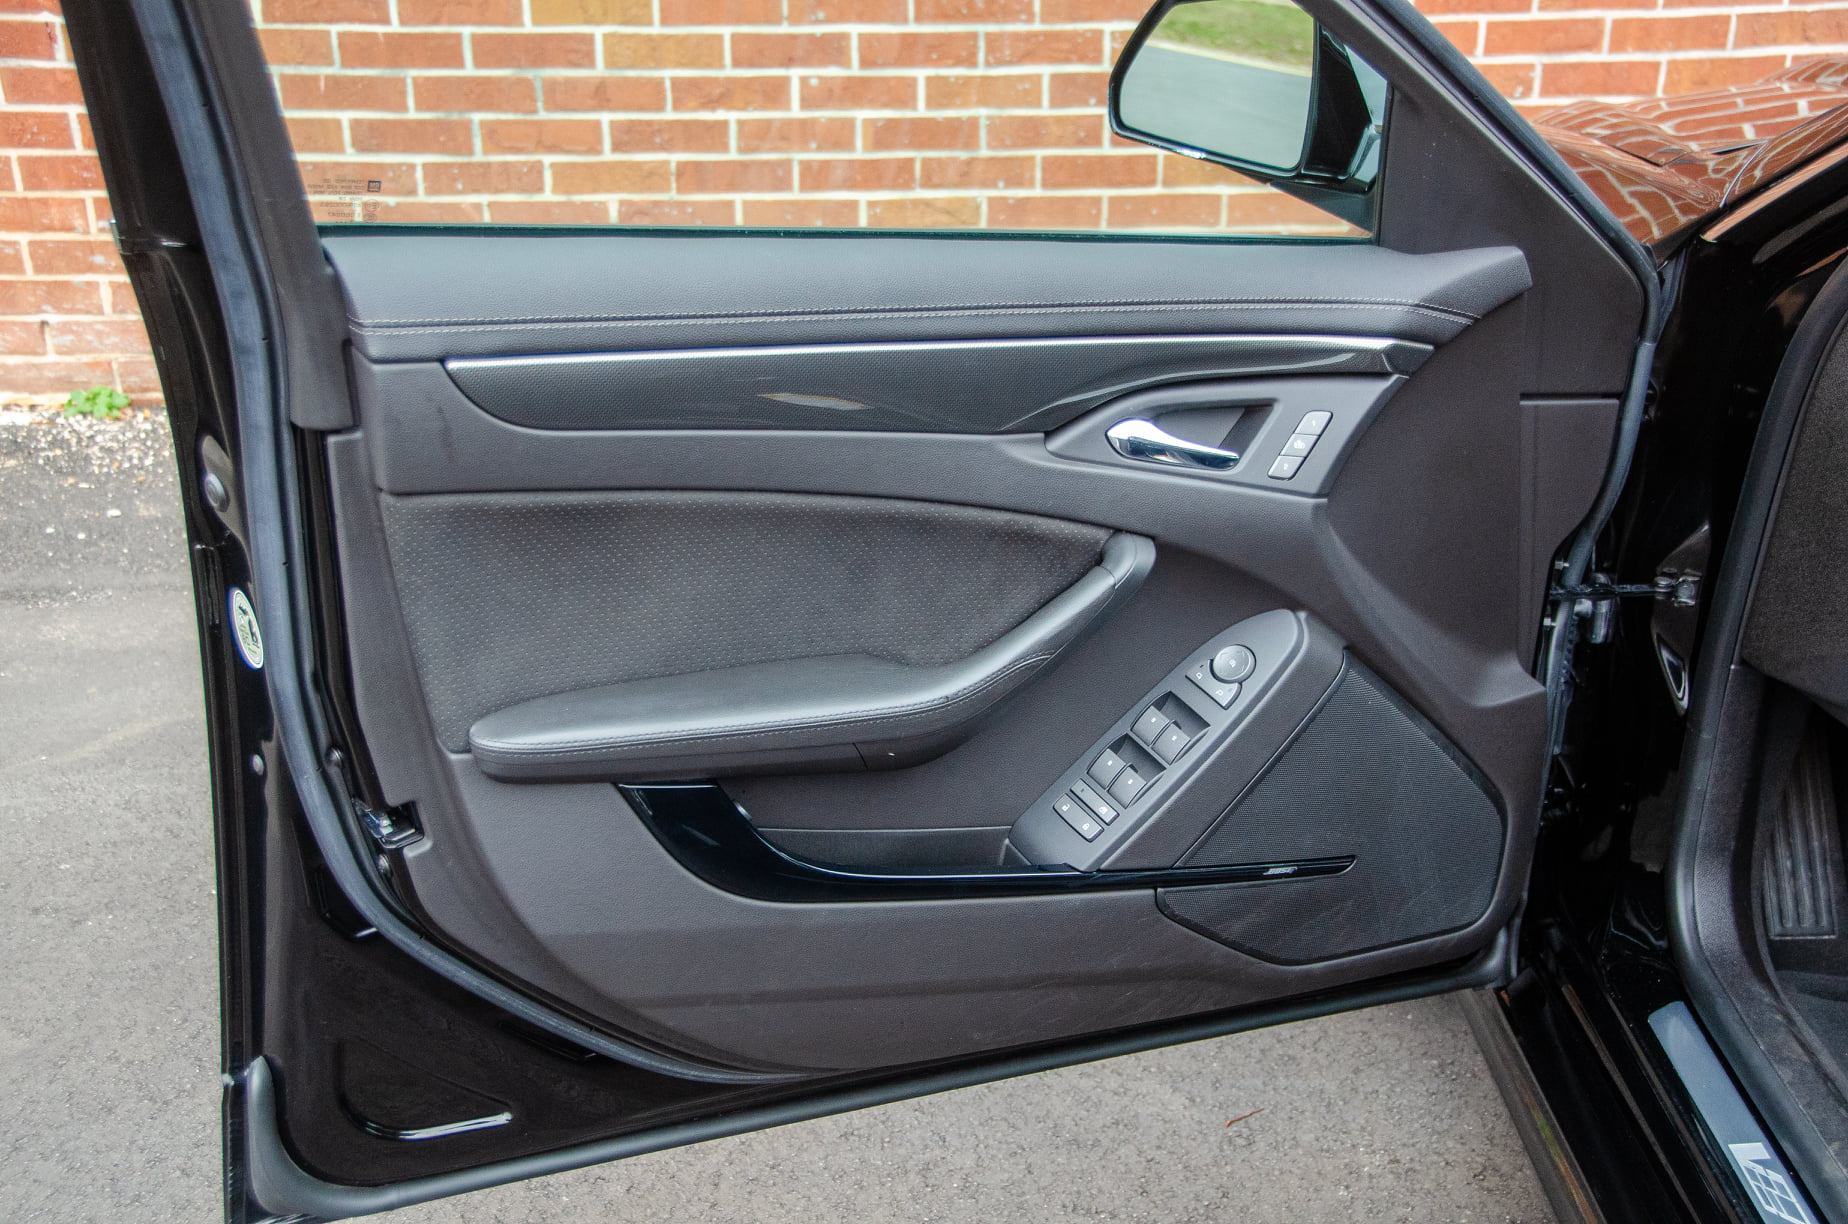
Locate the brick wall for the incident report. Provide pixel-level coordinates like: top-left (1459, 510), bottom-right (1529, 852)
top-left (0, 0), bottom-right (1844, 405)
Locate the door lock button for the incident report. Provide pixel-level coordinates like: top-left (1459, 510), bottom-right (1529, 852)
top-left (1053, 792), bottom-right (1102, 841)
top-left (1210, 644), bottom-right (1256, 684)
top-left (1088, 747), bottom-right (1127, 789)
top-left (1069, 778), bottom-right (1117, 824)
top-left (1132, 705), bottom-right (1170, 747)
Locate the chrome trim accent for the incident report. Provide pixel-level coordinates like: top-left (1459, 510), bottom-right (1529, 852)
top-left (446, 333), bottom-right (1432, 378)
top-left (1105, 417), bottom-right (1242, 470)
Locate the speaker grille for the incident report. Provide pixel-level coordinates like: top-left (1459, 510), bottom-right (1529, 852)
top-left (1160, 658), bottom-right (1503, 964)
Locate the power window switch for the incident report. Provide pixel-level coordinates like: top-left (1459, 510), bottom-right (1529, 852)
top-left (1280, 432), bottom-right (1318, 458)
top-left (1268, 455), bottom-right (1303, 480)
top-left (1132, 705), bottom-right (1171, 747)
top-left (1088, 747), bottom-right (1127, 789)
top-left (1069, 778), bottom-right (1117, 825)
top-left (1108, 765), bottom-right (1148, 807)
top-left (1151, 723), bottom-right (1193, 764)
top-left (1297, 411), bottom-right (1331, 436)
top-left (1188, 664), bottom-right (1240, 709)
top-left (1053, 792), bottom-right (1102, 841)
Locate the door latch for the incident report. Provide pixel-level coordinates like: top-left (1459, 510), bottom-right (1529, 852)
top-left (357, 802), bottom-right (422, 850)
top-left (1551, 569), bottom-right (1702, 644)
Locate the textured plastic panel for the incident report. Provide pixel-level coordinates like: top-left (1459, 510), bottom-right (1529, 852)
top-left (379, 491), bottom-right (1109, 751)
top-left (1159, 659), bottom-right (1503, 963)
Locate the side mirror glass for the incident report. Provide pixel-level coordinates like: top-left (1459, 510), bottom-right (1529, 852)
top-left (1111, 0), bottom-right (1386, 198)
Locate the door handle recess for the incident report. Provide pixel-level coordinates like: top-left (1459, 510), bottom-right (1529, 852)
top-left (1106, 418), bottom-right (1241, 471)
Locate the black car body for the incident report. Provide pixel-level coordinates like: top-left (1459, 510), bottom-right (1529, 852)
top-left (57, 0), bottom-right (1848, 1219)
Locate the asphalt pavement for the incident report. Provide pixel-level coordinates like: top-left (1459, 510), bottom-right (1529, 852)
top-left (0, 409), bottom-right (1554, 1223)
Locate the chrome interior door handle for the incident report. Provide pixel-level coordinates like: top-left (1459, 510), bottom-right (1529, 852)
top-left (1105, 418), bottom-right (1241, 471)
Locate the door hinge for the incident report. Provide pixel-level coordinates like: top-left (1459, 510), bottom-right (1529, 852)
top-left (1551, 569), bottom-right (1702, 644)
top-left (356, 802), bottom-right (422, 850)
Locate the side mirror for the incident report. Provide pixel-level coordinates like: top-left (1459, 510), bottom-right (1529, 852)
top-left (1109, 0), bottom-right (1386, 220)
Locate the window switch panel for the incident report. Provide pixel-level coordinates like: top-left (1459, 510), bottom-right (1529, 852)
top-left (1107, 766), bottom-right (1147, 807)
top-left (1131, 705), bottom-right (1170, 747)
top-left (1151, 722), bottom-right (1194, 764)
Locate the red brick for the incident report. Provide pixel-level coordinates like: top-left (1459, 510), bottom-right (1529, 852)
top-left (489, 200), bottom-right (613, 224)
top-left (603, 33), bottom-right (726, 68)
top-left (738, 117), bottom-right (857, 152)
top-left (0, 111), bottom-right (71, 150)
top-left (359, 200), bottom-right (488, 223)
top-left (923, 0), bottom-right (1032, 19)
top-left (675, 158), bottom-right (794, 193)
top-left (531, 0), bottom-right (652, 22)
top-left (741, 198), bottom-right (860, 227)
top-left (920, 154), bottom-right (1033, 189)
top-left (987, 194), bottom-right (1102, 228)
top-left (8, 155), bottom-right (86, 194)
top-left (279, 73), bottom-right (408, 113)
top-left (789, 0), bottom-right (908, 21)
top-left (541, 76), bottom-right (667, 111)
top-left (1609, 14), bottom-right (1730, 52)
top-left (422, 159), bottom-right (544, 194)
top-left (1, 67), bottom-right (80, 105)
top-left (0, 19), bottom-right (60, 59)
top-left (1537, 0), bottom-right (1652, 8)
top-left (732, 32), bottom-right (851, 67)
top-left (473, 32), bottom-right (597, 68)
top-left (864, 116), bottom-right (979, 151)
top-left (1663, 55), bottom-right (1789, 92)
top-left (672, 75), bottom-right (792, 111)
top-left (867, 197), bottom-right (981, 227)
top-left (986, 113), bottom-right (1099, 149)
top-left (0, 360), bottom-right (121, 395)
top-left (1483, 18), bottom-right (1604, 56)
top-left (1048, 72), bottom-right (1109, 109)
top-left (926, 74), bottom-right (1041, 109)
top-left (0, 320), bottom-right (42, 354)
top-left (985, 30), bottom-right (1102, 66)
top-left (800, 75), bottom-right (917, 111)
top-left (0, 0), bottom-right (60, 11)
top-left (618, 199), bottom-right (736, 224)
top-left (350, 117), bottom-right (474, 154)
top-left (261, 0), bottom-right (389, 19)
top-left (0, 241), bottom-right (26, 276)
top-left (114, 357), bottom-right (163, 398)
top-left (1418, 0), bottom-right (1530, 11)
top-left (1736, 11), bottom-right (1848, 46)
top-left (550, 159), bottom-right (673, 193)
top-left (284, 117), bottom-right (346, 154)
top-left (1107, 194), bottom-right (1222, 228)
top-left (0, 196), bottom-right (88, 233)
top-left (798, 156), bottom-right (916, 190)
top-left (1477, 61), bottom-right (1539, 100)
top-left (397, 0), bottom-right (524, 22)
top-left (1042, 152), bottom-right (1157, 188)
top-left (1224, 190), bottom-right (1343, 231)
top-left (337, 31), bottom-right (464, 69)
top-left (46, 317), bottom-right (149, 356)
top-left (27, 239), bottom-right (121, 276)
top-left (480, 118), bottom-right (603, 154)
top-left (258, 29), bottom-right (335, 66)
top-left (103, 279), bottom-right (141, 317)
top-left (1038, 0), bottom-right (1146, 21)
top-left (0, 278), bottom-right (101, 315)
top-left (610, 118), bottom-right (731, 152)
top-left (1434, 20), bottom-right (1481, 56)
top-left (1541, 59), bottom-right (1659, 97)
top-left (415, 74), bottom-right (538, 114)
top-left (659, 0), bottom-right (784, 25)
top-left (858, 31), bottom-right (979, 68)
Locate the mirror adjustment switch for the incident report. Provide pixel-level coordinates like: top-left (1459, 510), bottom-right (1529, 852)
top-left (1268, 455), bottom-right (1303, 480)
top-left (1151, 723), bottom-right (1193, 764)
top-left (1088, 747), bottom-right (1127, 789)
top-left (1053, 792), bottom-right (1102, 840)
top-left (1132, 705), bottom-right (1170, 746)
top-left (1069, 778), bottom-right (1116, 824)
top-left (1188, 664), bottom-right (1240, 708)
top-left (1297, 411), bottom-right (1331, 436)
top-left (1107, 765), bottom-right (1147, 806)
top-left (1210, 644), bottom-right (1256, 683)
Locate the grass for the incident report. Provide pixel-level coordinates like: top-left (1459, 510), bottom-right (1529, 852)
top-left (1150, 0), bottom-right (1315, 72)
